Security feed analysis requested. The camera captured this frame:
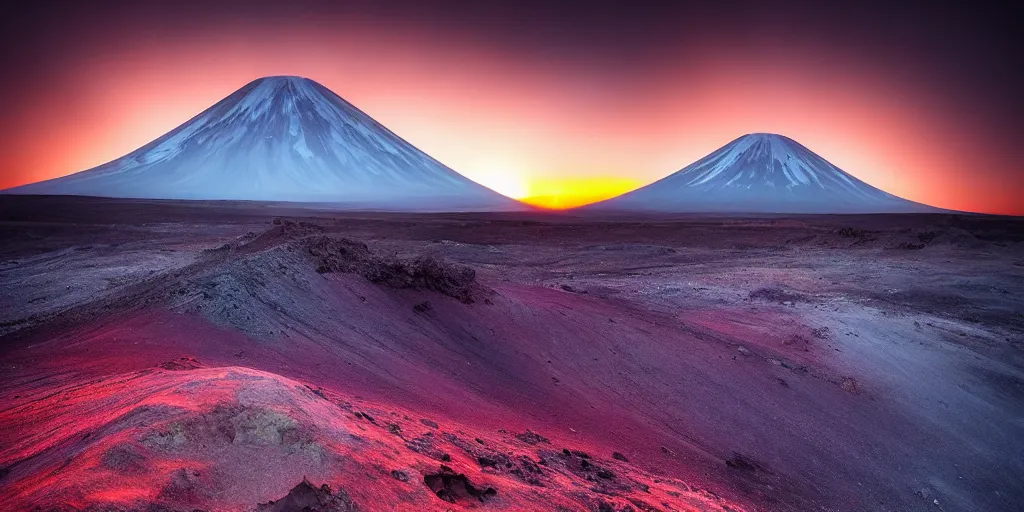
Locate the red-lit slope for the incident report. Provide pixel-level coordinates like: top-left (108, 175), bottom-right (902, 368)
top-left (1, 363), bottom-right (738, 511)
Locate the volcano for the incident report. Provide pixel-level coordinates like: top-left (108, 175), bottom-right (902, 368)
top-left (3, 76), bottom-right (519, 211)
top-left (587, 133), bottom-right (936, 213)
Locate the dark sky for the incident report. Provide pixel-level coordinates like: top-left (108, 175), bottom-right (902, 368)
top-left (1, 0), bottom-right (1020, 212)
top-left (5, 1), bottom-right (1017, 97)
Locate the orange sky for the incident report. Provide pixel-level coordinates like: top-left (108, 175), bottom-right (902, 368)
top-left (2, 24), bottom-right (1020, 213)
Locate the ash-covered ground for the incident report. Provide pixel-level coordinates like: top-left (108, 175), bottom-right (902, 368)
top-left (1, 196), bottom-right (1022, 512)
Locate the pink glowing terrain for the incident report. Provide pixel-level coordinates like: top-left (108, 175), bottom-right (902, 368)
top-left (1, 197), bottom-right (1022, 511)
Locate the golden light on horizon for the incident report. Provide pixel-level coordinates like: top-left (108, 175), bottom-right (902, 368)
top-left (518, 176), bottom-right (642, 209)
top-left (470, 170), bottom-right (641, 208)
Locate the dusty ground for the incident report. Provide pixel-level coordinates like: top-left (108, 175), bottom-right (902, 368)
top-left (1, 195), bottom-right (1022, 512)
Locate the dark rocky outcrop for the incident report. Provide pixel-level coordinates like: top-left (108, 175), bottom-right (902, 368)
top-left (423, 465), bottom-right (497, 504)
top-left (256, 478), bottom-right (359, 511)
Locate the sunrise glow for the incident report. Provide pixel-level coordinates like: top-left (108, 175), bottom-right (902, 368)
top-left (520, 177), bottom-right (642, 209)
top-left (471, 168), bottom-right (531, 199)
top-left (0, 8), bottom-right (1019, 213)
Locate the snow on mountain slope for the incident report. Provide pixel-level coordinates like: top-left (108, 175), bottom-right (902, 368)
top-left (589, 133), bottom-right (936, 213)
top-left (4, 76), bottom-right (521, 211)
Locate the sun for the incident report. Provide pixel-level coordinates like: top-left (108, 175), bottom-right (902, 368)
top-left (474, 170), bottom-right (531, 199)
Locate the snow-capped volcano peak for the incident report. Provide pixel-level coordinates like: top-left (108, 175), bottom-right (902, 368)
top-left (4, 75), bottom-right (519, 211)
top-left (588, 133), bottom-right (934, 213)
top-left (677, 133), bottom-right (868, 192)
